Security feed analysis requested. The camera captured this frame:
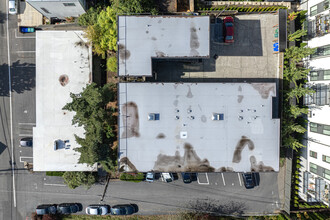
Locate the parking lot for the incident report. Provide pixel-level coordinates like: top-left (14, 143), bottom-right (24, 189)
top-left (150, 13), bottom-right (280, 82)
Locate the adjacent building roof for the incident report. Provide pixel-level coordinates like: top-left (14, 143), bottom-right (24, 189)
top-left (33, 30), bottom-right (96, 171)
top-left (118, 82), bottom-right (280, 173)
top-left (117, 16), bottom-right (210, 77)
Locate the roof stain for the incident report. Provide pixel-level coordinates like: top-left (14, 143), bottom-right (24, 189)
top-left (186, 85), bottom-right (193, 98)
top-left (250, 156), bottom-right (274, 172)
top-left (237, 95), bottom-right (244, 103)
top-left (156, 51), bottom-right (166, 57)
top-left (156, 133), bottom-right (166, 139)
top-left (238, 86), bottom-right (242, 92)
top-left (119, 157), bottom-right (138, 172)
top-left (151, 37), bottom-right (157, 41)
top-left (218, 167), bottom-right (234, 172)
top-left (121, 102), bottom-right (140, 138)
top-left (153, 143), bottom-right (215, 172)
top-left (251, 83), bottom-right (275, 99)
top-left (232, 136), bottom-right (255, 163)
top-left (173, 99), bottom-right (178, 107)
top-left (118, 44), bottom-right (131, 60)
top-left (201, 115), bottom-right (207, 123)
top-left (59, 74), bottom-right (69, 86)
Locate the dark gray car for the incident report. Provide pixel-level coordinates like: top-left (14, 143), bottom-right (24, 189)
top-left (110, 204), bottom-right (137, 215)
top-left (57, 203), bottom-right (82, 214)
top-left (36, 204), bottom-right (57, 215)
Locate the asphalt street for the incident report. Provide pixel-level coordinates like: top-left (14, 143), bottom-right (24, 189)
top-left (0, 3), bottom-right (281, 219)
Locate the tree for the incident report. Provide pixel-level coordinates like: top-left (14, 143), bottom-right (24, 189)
top-left (288, 29), bottom-right (307, 42)
top-left (78, 7), bottom-right (102, 26)
top-left (62, 171), bottom-right (96, 189)
top-left (63, 83), bottom-right (117, 166)
top-left (282, 45), bottom-right (315, 151)
top-left (84, 0), bottom-right (158, 57)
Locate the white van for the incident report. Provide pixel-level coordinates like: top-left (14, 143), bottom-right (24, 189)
top-left (9, 0), bottom-right (17, 15)
top-left (161, 173), bottom-right (173, 182)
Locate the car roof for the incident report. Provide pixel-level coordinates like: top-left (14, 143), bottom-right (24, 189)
top-left (89, 207), bottom-right (99, 215)
top-left (9, 1), bottom-right (15, 7)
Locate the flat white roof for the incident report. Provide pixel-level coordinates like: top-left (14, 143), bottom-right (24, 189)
top-left (33, 30), bottom-right (96, 171)
top-left (118, 16), bottom-right (210, 77)
top-left (118, 83), bottom-right (280, 173)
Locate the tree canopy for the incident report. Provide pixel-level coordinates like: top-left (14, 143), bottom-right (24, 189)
top-left (63, 83), bottom-right (117, 165)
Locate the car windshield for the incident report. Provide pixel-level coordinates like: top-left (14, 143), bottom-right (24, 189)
top-left (226, 36), bottom-right (233, 40)
top-left (225, 22), bottom-right (233, 27)
top-left (10, 8), bottom-right (15, 12)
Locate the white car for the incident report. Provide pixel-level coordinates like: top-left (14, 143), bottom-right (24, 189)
top-left (161, 173), bottom-right (173, 182)
top-left (86, 204), bottom-right (110, 215)
top-left (9, 0), bottom-right (17, 15)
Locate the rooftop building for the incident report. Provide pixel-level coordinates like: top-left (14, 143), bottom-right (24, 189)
top-left (118, 82), bottom-right (280, 173)
top-left (33, 30), bottom-right (96, 171)
top-left (117, 16), bottom-right (210, 77)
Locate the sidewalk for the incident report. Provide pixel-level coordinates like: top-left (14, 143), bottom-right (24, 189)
top-left (18, 1), bottom-right (43, 27)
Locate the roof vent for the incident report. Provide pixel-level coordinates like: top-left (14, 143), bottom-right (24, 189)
top-left (180, 131), bottom-right (187, 139)
top-left (148, 113), bottom-right (160, 121)
top-left (212, 113), bottom-right (224, 121)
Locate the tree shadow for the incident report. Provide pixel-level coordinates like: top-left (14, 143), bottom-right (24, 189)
top-left (186, 198), bottom-right (246, 216)
top-left (0, 12), bottom-right (5, 24)
top-left (0, 61), bottom-right (35, 96)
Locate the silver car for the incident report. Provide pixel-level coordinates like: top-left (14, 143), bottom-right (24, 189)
top-left (86, 204), bottom-right (110, 215)
top-left (9, 0), bottom-right (17, 15)
top-left (20, 137), bottom-right (33, 147)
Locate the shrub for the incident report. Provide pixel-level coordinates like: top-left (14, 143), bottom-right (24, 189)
top-left (107, 56), bottom-right (117, 72)
top-left (62, 172), bottom-right (96, 189)
top-left (120, 173), bottom-right (144, 182)
top-left (46, 171), bottom-right (64, 176)
top-left (297, 164), bottom-right (301, 169)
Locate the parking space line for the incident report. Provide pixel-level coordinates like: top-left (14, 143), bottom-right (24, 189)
top-left (238, 173), bottom-right (242, 186)
top-left (20, 156), bottom-right (33, 163)
top-left (16, 51), bottom-right (35, 53)
top-left (44, 183), bottom-right (66, 187)
top-left (15, 29), bottom-right (35, 39)
top-left (221, 173), bottom-right (226, 186)
top-left (197, 173), bottom-right (209, 185)
top-left (19, 134), bottom-right (33, 137)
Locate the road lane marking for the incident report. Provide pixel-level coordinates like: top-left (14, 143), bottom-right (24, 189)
top-left (6, 1), bottom-right (16, 208)
top-left (15, 29), bottom-right (35, 39)
top-left (19, 123), bottom-right (36, 125)
top-left (238, 173), bottom-right (242, 186)
top-left (20, 157), bottom-right (33, 163)
top-left (44, 183), bottom-right (67, 187)
top-left (221, 173), bottom-right (226, 186)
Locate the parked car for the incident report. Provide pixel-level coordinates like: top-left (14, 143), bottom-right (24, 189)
top-left (161, 173), bottom-right (174, 182)
top-left (86, 204), bottom-right (110, 215)
top-left (20, 137), bottom-right (33, 147)
top-left (9, 0), bottom-right (17, 15)
top-left (145, 172), bottom-right (154, 182)
top-left (57, 203), bottom-right (82, 214)
top-left (110, 204), bottom-right (137, 215)
top-left (181, 172), bottom-right (192, 183)
top-left (223, 16), bottom-right (234, 43)
top-left (242, 172), bottom-right (259, 189)
top-left (19, 26), bottom-right (36, 33)
top-left (36, 204), bottom-right (57, 215)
